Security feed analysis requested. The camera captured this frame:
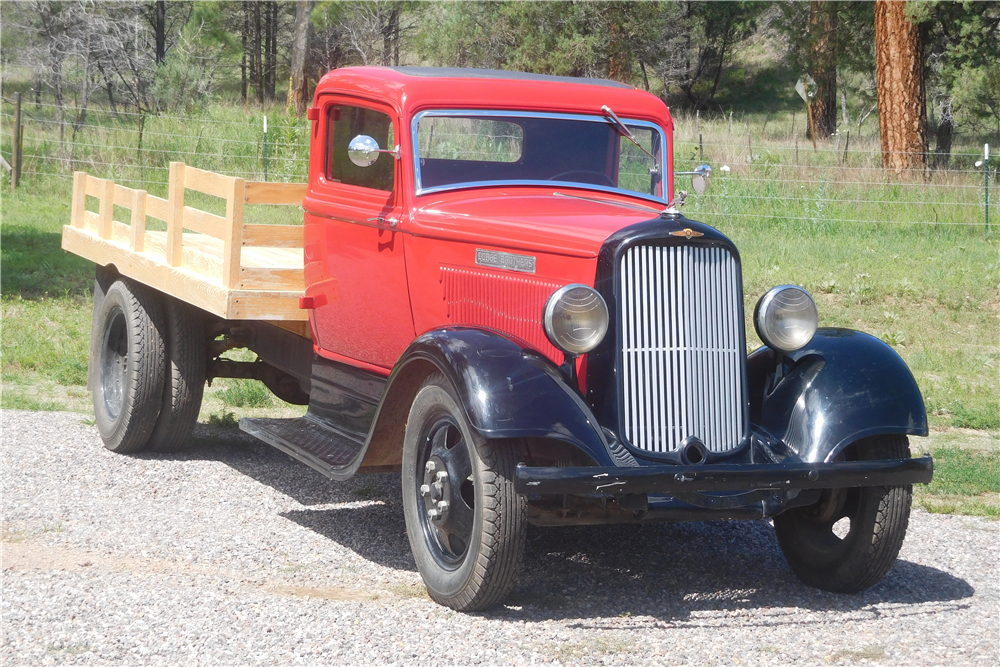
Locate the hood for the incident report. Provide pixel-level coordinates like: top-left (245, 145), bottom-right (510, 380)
top-left (409, 187), bottom-right (665, 258)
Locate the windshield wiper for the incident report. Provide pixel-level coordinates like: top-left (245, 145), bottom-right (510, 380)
top-left (601, 105), bottom-right (657, 163)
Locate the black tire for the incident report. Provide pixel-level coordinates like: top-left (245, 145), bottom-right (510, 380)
top-left (401, 374), bottom-right (526, 611)
top-left (146, 298), bottom-right (206, 452)
top-left (91, 277), bottom-right (166, 453)
top-left (774, 434), bottom-right (913, 593)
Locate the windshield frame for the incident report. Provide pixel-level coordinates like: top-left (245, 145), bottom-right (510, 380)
top-left (410, 109), bottom-right (668, 205)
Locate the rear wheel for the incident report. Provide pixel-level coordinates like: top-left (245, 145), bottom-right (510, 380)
top-left (92, 277), bottom-right (166, 453)
top-left (774, 434), bottom-right (913, 593)
top-left (147, 298), bottom-right (206, 452)
top-left (401, 374), bottom-right (526, 611)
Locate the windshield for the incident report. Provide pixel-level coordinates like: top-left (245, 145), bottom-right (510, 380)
top-left (412, 111), bottom-right (666, 202)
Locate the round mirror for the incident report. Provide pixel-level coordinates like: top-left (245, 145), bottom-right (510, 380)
top-left (348, 135), bottom-right (381, 168)
top-left (692, 163), bottom-right (713, 194)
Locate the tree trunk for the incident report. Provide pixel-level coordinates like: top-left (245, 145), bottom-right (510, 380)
top-left (155, 0), bottom-right (166, 65)
top-left (254, 1), bottom-right (263, 104)
top-left (874, 1), bottom-right (927, 173)
top-left (290, 0), bottom-right (313, 114)
top-left (808, 1), bottom-right (838, 139)
top-left (73, 34), bottom-right (92, 137)
top-left (265, 1), bottom-right (277, 100)
top-left (933, 99), bottom-right (954, 170)
top-left (241, 3), bottom-right (248, 101)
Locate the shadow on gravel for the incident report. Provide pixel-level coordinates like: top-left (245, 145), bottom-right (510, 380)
top-left (486, 521), bottom-right (975, 624)
top-left (142, 425), bottom-right (975, 624)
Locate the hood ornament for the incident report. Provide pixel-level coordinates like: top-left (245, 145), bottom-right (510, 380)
top-left (669, 228), bottom-right (704, 240)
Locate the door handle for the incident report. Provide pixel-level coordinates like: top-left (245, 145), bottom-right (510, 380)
top-left (366, 216), bottom-right (399, 228)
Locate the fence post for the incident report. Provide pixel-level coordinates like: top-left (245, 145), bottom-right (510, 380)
top-left (11, 92), bottom-right (21, 189)
top-left (166, 162), bottom-right (186, 267)
top-left (70, 171), bottom-right (86, 227)
top-left (223, 177), bottom-right (246, 288)
top-left (986, 143), bottom-right (990, 232)
top-left (263, 115), bottom-right (268, 182)
top-left (98, 177), bottom-right (115, 240)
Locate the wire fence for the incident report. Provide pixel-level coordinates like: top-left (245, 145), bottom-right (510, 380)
top-left (1, 97), bottom-right (995, 229)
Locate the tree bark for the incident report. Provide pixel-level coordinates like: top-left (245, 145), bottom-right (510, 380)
top-left (241, 3), bottom-right (248, 101)
top-left (808, 1), bottom-right (838, 139)
top-left (290, 0), bottom-right (314, 114)
top-left (874, 1), bottom-right (927, 173)
top-left (254, 1), bottom-right (263, 104)
top-left (265, 1), bottom-right (277, 100)
top-left (933, 99), bottom-right (953, 170)
top-left (154, 0), bottom-right (166, 65)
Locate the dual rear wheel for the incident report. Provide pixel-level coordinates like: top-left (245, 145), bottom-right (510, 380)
top-left (91, 274), bottom-right (205, 454)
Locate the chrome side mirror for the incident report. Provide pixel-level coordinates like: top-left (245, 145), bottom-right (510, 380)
top-left (675, 164), bottom-right (713, 194)
top-left (692, 164), bottom-right (712, 194)
top-left (348, 135), bottom-right (382, 167)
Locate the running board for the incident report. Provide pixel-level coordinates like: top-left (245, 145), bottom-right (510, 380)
top-left (240, 416), bottom-right (364, 481)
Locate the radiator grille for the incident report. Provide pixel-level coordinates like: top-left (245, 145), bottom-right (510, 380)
top-left (619, 244), bottom-right (746, 453)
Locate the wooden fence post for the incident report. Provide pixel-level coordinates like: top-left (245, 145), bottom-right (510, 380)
top-left (70, 171), bottom-right (87, 227)
top-left (130, 188), bottom-right (147, 252)
top-left (11, 92), bottom-right (21, 189)
top-left (98, 177), bottom-right (115, 239)
top-left (166, 162), bottom-right (185, 267)
top-left (223, 177), bottom-right (246, 288)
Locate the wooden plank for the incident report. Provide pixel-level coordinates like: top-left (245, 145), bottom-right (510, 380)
top-left (84, 174), bottom-right (105, 197)
top-left (62, 225), bottom-right (232, 318)
top-left (241, 224), bottom-right (304, 248)
top-left (182, 206), bottom-right (228, 239)
top-left (222, 178), bottom-right (245, 288)
top-left (269, 320), bottom-right (312, 339)
top-left (184, 165), bottom-right (236, 200)
top-left (98, 178), bottom-right (115, 239)
top-left (146, 194), bottom-right (168, 221)
top-left (111, 221), bottom-right (131, 245)
top-left (84, 210), bottom-right (100, 231)
top-left (166, 162), bottom-right (185, 267)
top-left (130, 188), bottom-right (147, 252)
top-left (71, 172), bottom-right (86, 228)
top-left (244, 181), bottom-right (308, 205)
top-left (112, 183), bottom-right (135, 208)
top-left (228, 291), bottom-right (308, 321)
top-left (238, 267), bottom-right (304, 290)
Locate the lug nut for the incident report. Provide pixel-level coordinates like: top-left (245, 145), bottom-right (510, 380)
top-left (427, 509), bottom-right (440, 520)
top-left (419, 484), bottom-right (430, 497)
top-left (437, 501), bottom-right (449, 514)
top-left (435, 471), bottom-right (448, 483)
top-left (425, 461), bottom-right (436, 473)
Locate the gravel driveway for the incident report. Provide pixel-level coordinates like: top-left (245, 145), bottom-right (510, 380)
top-left (2, 410), bottom-right (997, 666)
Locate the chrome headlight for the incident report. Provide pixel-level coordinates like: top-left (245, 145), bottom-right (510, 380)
top-left (754, 285), bottom-right (818, 353)
top-left (543, 284), bottom-right (609, 356)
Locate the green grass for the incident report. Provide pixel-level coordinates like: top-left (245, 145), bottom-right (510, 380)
top-left (218, 379), bottom-right (274, 408)
top-left (915, 447), bottom-right (1000, 518)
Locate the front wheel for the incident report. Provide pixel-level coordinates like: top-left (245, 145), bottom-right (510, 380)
top-left (774, 434), bottom-right (913, 593)
top-left (401, 374), bottom-right (526, 611)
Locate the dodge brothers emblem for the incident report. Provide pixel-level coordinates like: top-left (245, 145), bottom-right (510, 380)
top-left (475, 248), bottom-right (536, 274)
top-left (670, 228), bottom-right (704, 240)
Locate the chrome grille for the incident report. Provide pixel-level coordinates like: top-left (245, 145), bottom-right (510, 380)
top-left (619, 244), bottom-right (746, 453)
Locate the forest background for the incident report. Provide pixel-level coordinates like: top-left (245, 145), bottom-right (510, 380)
top-left (1, 1), bottom-right (998, 516)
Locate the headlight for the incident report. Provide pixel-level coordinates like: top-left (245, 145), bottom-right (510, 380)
top-left (543, 284), bottom-right (609, 356)
top-left (754, 285), bottom-right (818, 353)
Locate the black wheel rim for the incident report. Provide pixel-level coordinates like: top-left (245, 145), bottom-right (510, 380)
top-left (789, 487), bottom-right (862, 563)
top-left (101, 307), bottom-right (128, 420)
top-left (414, 412), bottom-right (475, 570)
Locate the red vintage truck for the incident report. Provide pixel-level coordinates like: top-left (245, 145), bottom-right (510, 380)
top-left (63, 67), bottom-right (932, 612)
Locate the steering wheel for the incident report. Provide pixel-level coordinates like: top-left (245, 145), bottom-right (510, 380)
top-left (547, 170), bottom-right (616, 187)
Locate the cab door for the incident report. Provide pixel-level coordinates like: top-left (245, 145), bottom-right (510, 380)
top-left (303, 99), bottom-right (414, 370)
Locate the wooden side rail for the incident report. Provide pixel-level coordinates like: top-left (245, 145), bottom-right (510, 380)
top-left (69, 163), bottom-right (307, 290)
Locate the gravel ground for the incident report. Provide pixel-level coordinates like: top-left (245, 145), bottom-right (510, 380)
top-left (2, 409), bottom-right (997, 666)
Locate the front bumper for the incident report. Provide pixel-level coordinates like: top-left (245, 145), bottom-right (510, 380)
top-left (515, 456), bottom-right (934, 496)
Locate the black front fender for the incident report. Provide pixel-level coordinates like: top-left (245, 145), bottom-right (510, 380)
top-left (392, 327), bottom-right (613, 465)
top-left (747, 328), bottom-right (928, 463)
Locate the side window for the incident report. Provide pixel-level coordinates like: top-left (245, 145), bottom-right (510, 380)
top-left (326, 105), bottom-right (395, 191)
top-left (617, 126), bottom-right (662, 197)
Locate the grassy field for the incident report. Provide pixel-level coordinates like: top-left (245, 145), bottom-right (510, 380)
top-left (1, 101), bottom-right (997, 517)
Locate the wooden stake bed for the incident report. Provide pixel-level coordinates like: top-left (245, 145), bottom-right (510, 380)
top-left (62, 162), bottom-right (310, 329)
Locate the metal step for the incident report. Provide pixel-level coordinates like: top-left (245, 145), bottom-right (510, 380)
top-left (240, 416), bottom-right (364, 480)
